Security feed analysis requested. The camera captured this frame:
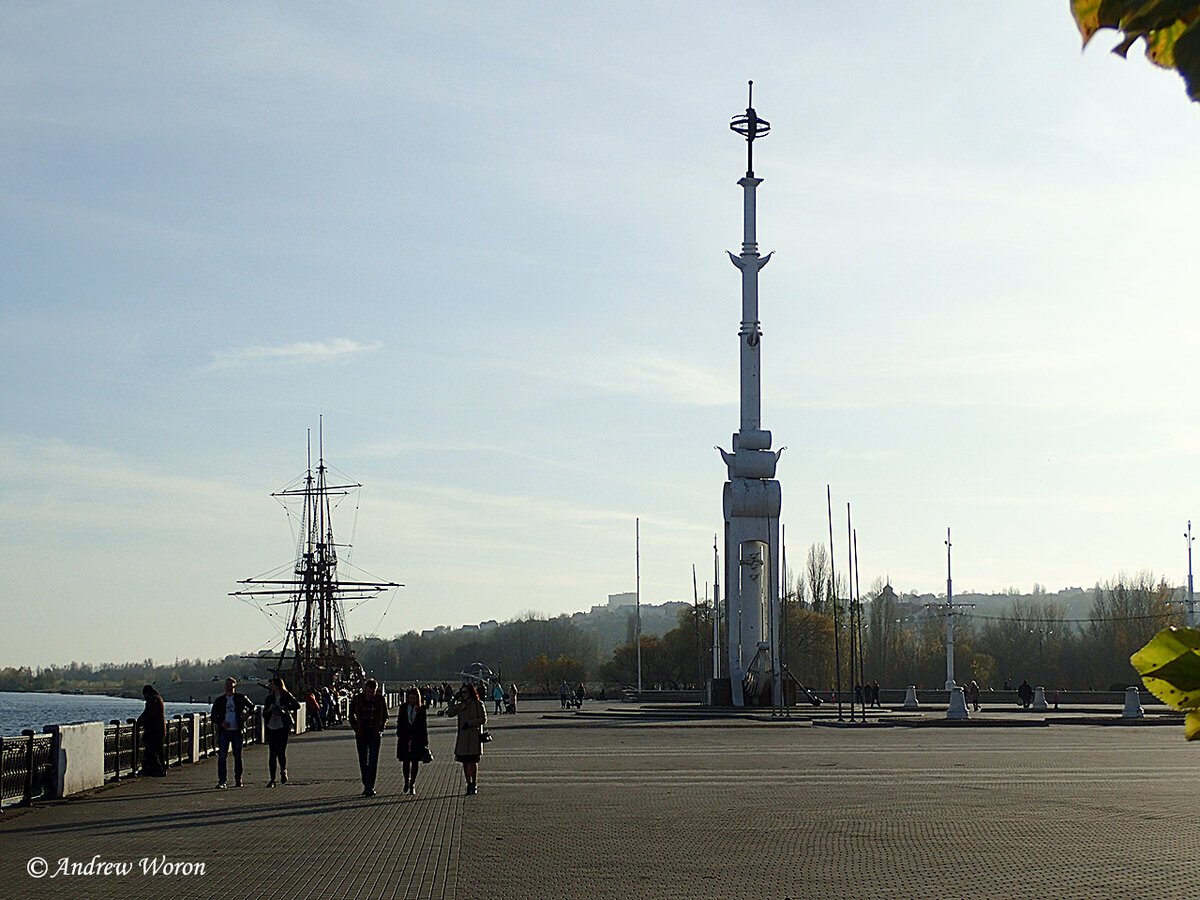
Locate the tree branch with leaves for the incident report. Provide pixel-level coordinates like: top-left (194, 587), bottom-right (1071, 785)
top-left (1071, 0), bottom-right (1200, 101)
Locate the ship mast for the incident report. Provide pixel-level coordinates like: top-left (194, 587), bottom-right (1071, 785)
top-left (232, 424), bottom-right (401, 691)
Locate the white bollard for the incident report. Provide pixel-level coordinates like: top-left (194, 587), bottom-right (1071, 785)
top-left (45, 722), bottom-right (106, 798)
top-left (1122, 686), bottom-right (1145, 719)
top-left (946, 685), bottom-right (969, 720)
top-left (902, 685), bottom-right (920, 709)
top-left (1032, 686), bottom-right (1049, 711)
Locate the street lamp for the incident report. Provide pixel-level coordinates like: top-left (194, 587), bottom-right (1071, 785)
top-left (1186, 521), bottom-right (1195, 629)
top-left (1029, 628), bottom-right (1053, 678)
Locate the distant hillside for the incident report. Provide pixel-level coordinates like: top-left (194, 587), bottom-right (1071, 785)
top-left (567, 601), bottom-right (692, 659)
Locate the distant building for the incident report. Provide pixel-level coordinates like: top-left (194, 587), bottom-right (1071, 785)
top-left (479, 620), bottom-right (499, 631)
top-left (608, 592), bottom-right (637, 608)
top-left (460, 624), bottom-right (480, 632)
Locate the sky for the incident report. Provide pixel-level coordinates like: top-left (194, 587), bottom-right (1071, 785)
top-left (3, 3), bottom-right (1200, 668)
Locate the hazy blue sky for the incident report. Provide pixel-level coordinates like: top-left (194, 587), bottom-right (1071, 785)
top-left (3, 4), bottom-right (1199, 667)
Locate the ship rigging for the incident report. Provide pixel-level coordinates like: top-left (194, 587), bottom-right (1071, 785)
top-left (232, 429), bottom-right (401, 692)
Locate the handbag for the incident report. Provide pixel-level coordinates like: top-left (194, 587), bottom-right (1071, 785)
top-left (480, 729), bottom-right (493, 743)
top-left (421, 747), bottom-right (434, 764)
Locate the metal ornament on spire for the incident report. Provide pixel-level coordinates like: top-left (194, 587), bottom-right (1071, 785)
top-left (729, 80), bottom-right (771, 178)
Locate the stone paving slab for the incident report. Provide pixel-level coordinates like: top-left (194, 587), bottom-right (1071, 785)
top-left (2, 701), bottom-right (1198, 899)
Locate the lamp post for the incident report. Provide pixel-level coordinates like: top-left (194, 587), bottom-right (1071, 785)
top-left (636, 517), bottom-right (642, 693)
top-left (1186, 521), bottom-right (1195, 629)
top-left (945, 528), bottom-right (955, 690)
top-left (1029, 628), bottom-right (1052, 678)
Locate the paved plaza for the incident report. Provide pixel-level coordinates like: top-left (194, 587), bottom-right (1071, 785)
top-left (1, 700), bottom-right (1196, 899)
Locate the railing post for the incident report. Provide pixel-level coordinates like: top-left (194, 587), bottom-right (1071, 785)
top-left (21, 729), bottom-right (36, 807)
top-left (109, 720), bottom-right (122, 782)
top-left (127, 718), bottom-right (140, 777)
top-left (0, 734), bottom-right (5, 812)
top-left (173, 715), bottom-right (184, 767)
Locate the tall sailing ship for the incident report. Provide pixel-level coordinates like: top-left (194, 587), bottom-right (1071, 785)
top-left (232, 429), bottom-right (400, 692)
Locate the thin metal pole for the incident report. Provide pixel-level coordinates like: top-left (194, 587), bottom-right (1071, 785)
top-left (781, 524), bottom-right (788, 716)
top-left (853, 528), bottom-right (865, 720)
top-left (1186, 521), bottom-right (1195, 628)
top-left (945, 527), bottom-right (955, 690)
top-left (636, 518), bottom-right (642, 694)
top-left (693, 564), bottom-right (701, 700)
top-left (827, 485), bottom-right (843, 721)
top-left (846, 503), bottom-right (857, 721)
top-left (713, 535), bottom-right (721, 680)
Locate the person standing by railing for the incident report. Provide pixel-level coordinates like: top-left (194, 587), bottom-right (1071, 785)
top-left (349, 678), bottom-right (388, 797)
top-left (261, 677), bottom-right (300, 787)
top-left (137, 685), bottom-right (167, 777)
top-left (211, 677), bottom-right (254, 789)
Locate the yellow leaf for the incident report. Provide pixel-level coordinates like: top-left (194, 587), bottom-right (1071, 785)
top-left (1131, 626), bottom-right (1200, 709)
top-left (1146, 20), bottom-right (1188, 67)
top-left (1185, 709), bottom-right (1200, 740)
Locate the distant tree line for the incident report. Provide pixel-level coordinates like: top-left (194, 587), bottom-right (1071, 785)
top-left (780, 546), bottom-right (1180, 693)
top-left (7, 562), bottom-right (1181, 697)
top-left (0, 655), bottom-right (255, 695)
top-left (593, 549), bottom-right (1183, 694)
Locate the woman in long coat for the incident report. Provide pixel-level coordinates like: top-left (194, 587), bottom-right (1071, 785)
top-left (396, 686), bottom-right (430, 796)
top-left (137, 685), bottom-right (167, 777)
top-left (445, 682), bottom-right (487, 795)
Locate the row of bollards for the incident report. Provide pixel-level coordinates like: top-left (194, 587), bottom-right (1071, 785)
top-left (899, 685), bottom-right (1146, 720)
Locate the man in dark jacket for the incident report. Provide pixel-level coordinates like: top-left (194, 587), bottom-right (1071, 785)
top-left (349, 678), bottom-right (388, 796)
top-left (211, 677), bottom-right (255, 789)
top-left (1017, 679), bottom-right (1035, 710)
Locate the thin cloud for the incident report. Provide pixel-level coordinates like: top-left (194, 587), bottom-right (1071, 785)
top-left (508, 352), bottom-right (734, 408)
top-left (206, 338), bottom-right (381, 371)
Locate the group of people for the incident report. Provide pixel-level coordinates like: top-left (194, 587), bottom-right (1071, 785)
top-left (302, 685), bottom-right (347, 731)
top-left (852, 682), bottom-right (883, 707)
top-left (134, 674), bottom-right (492, 797)
top-left (349, 678), bottom-right (489, 797)
top-left (489, 681), bottom-right (519, 715)
top-left (558, 680), bottom-right (585, 709)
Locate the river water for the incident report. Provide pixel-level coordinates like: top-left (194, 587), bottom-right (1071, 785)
top-left (0, 692), bottom-right (211, 738)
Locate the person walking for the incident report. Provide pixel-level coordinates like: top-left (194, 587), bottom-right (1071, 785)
top-left (574, 682), bottom-right (585, 709)
top-left (558, 680), bottom-right (570, 709)
top-left (350, 678), bottom-right (389, 796)
top-left (446, 683), bottom-right (487, 796)
top-left (492, 680), bottom-right (504, 715)
top-left (396, 686), bottom-right (430, 796)
top-left (137, 685), bottom-right (167, 777)
top-left (305, 690), bottom-right (324, 731)
top-left (508, 682), bottom-right (519, 714)
top-left (966, 680), bottom-right (981, 713)
top-left (262, 676), bottom-right (300, 787)
top-left (211, 677), bottom-right (254, 789)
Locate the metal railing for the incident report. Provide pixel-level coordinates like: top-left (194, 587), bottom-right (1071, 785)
top-left (7, 706), bottom-right (269, 806)
top-left (105, 720), bottom-right (139, 780)
top-left (1, 730), bottom-right (56, 807)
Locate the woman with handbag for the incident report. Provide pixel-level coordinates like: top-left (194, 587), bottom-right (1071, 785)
top-left (262, 676), bottom-right (300, 787)
top-left (445, 682), bottom-right (487, 795)
top-left (396, 686), bottom-right (430, 796)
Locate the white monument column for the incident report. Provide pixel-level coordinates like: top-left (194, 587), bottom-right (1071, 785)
top-left (719, 82), bottom-right (783, 707)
